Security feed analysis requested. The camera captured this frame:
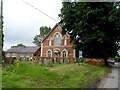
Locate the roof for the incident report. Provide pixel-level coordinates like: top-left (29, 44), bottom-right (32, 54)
top-left (5, 46), bottom-right (40, 53)
top-left (41, 23), bottom-right (70, 43)
top-left (42, 23), bottom-right (60, 43)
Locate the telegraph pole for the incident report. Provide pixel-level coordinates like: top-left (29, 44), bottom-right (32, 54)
top-left (0, 2), bottom-right (3, 90)
top-left (0, 0), bottom-right (2, 23)
top-left (0, 0), bottom-right (3, 64)
top-left (0, 0), bottom-right (3, 19)
top-left (0, 0), bottom-right (2, 15)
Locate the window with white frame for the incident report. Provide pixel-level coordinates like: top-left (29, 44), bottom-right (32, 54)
top-left (46, 51), bottom-right (52, 57)
top-left (54, 33), bottom-right (61, 46)
top-left (20, 53), bottom-right (24, 57)
top-left (26, 54), bottom-right (31, 58)
top-left (12, 53), bottom-right (17, 57)
top-left (6, 53), bottom-right (11, 57)
top-left (62, 51), bottom-right (67, 58)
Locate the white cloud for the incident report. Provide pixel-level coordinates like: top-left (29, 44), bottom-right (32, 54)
top-left (3, 0), bottom-right (62, 51)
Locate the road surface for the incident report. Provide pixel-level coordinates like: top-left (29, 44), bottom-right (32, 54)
top-left (97, 62), bottom-right (119, 89)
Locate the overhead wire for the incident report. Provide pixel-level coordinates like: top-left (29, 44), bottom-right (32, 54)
top-left (22, 0), bottom-right (59, 23)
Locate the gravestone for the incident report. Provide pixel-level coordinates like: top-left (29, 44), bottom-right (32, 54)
top-left (60, 59), bottom-right (63, 63)
top-left (43, 58), bottom-right (47, 65)
top-left (38, 58), bottom-right (42, 65)
top-left (46, 60), bottom-right (53, 67)
top-left (54, 58), bottom-right (56, 63)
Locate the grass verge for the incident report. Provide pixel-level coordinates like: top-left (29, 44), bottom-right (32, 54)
top-left (0, 64), bottom-right (2, 89)
top-left (2, 61), bottom-right (110, 88)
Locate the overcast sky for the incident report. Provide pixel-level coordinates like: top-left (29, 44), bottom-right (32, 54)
top-left (3, 0), bottom-right (62, 51)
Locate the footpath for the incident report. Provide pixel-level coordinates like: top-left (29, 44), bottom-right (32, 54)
top-left (97, 62), bottom-right (119, 89)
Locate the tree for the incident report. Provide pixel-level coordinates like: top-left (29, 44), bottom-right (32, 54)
top-left (33, 26), bottom-right (51, 46)
top-left (11, 43), bottom-right (26, 48)
top-left (59, 2), bottom-right (120, 66)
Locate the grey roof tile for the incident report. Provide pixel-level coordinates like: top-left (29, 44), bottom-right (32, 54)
top-left (6, 46), bottom-right (40, 53)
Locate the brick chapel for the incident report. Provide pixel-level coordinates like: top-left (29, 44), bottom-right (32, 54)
top-left (40, 24), bottom-right (77, 61)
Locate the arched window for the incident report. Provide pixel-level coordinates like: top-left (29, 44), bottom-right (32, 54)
top-left (61, 49), bottom-right (68, 58)
top-left (54, 33), bottom-right (61, 46)
top-left (62, 51), bottom-right (67, 58)
top-left (54, 50), bottom-right (59, 57)
top-left (46, 51), bottom-right (52, 57)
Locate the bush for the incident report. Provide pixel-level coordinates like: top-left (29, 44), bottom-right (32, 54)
top-left (76, 58), bottom-right (85, 63)
top-left (114, 56), bottom-right (120, 62)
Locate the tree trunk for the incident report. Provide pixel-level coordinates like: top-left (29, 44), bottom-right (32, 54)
top-left (104, 59), bottom-right (108, 66)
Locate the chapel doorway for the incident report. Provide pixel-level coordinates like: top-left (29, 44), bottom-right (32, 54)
top-left (53, 49), bottom-right (60, 63)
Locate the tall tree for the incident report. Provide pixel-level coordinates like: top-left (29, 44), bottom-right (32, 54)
top-left (33, 26), bottom-right (51, 46)
top-left (59, 2), bottom-right (120, 66)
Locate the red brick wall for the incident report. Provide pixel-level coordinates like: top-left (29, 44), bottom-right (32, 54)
top-left (34, 48), bottom-right (41, 56)
top-left (41, 25), bottom-right (75, 59)
top-left (85, 58), bottom-right (105, 65)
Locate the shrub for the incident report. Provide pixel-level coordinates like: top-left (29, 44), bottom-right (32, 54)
top-left (114, 56), bottom-right (120, 62)
top-left (76, 58), bottom-right (85, 63)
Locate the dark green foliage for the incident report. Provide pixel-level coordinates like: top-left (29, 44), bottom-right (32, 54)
top-left (11, 43), bottom-right (26, 48)
top-left (33, 35), bottom-right (41, 46)
top-left (59, 2), bottom-right (120, 65)
top-left (33, 26), bottom-right (51, 46)
top-left (114, 55), bottom-right (120, 62)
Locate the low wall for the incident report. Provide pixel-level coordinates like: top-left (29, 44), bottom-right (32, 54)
top-left (85, 58), bottom-right (105, 65)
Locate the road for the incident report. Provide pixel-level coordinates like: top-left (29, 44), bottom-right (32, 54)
top-left (97, 62), bottom-right (119, 89)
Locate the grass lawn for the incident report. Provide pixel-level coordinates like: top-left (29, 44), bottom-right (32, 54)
top-left (2, 61), bottom-right (110, 88)
top-left (0, 64), bottom-right (2, 89)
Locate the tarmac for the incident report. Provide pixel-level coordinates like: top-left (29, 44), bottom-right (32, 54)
top-left (97, 62), bottom-right (120, 89)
